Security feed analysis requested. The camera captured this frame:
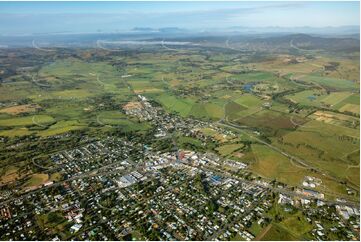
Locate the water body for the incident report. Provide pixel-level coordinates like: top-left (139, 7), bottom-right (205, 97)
top-left (242, 82), bottom-right (256, 93)
top-left (308, 95), bottom-right (316, 101)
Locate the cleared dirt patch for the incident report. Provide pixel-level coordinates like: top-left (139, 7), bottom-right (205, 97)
top-left (123, 101), bottom-right (143, 110)
top-left (0, 104), bottom-right (41, 115)
top-left (0, 166), bottom-right (29, 185)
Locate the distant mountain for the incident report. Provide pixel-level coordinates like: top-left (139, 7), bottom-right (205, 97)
top-left (158, 27), bottom-right (185, 33)
top-left (0, 31), bottom-right (359, 53)
top-left (132, 27), bottom-right (156, 32)
top-left (248, 33), bottom-right (360, 52)
top-left (131, 27), bottom-right (187, 33)
top-left (226, 25), bottom-right (360, 36)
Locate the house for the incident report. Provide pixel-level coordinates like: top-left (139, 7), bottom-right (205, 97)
top-left (70, 223), bottom-right (82, 233)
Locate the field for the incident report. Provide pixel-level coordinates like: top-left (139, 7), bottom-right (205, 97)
top-left (279, 211), bottom-right (313, 236)
top-left (300, 74), bottom-right (358, 90)
top-left (245, 54), bottom-right (360, 82)
top-left (233, 94), bottom-right (263, 108)
top-left (259, 224), bottom-right (298, 241)
top-left (285, 89), bottom-right (328, 107)
top-left (94, 110), bottom-right (151, 132)
top-left (155, 94), bottom-right (195, 117)
top-left (250, 144), bottom-right (307, 186)
top-left (177, 136), bottom-right (203, 150)
top-left (0, 115), bottom-right (55, 127)
top-left (258, 202), bottom-right (314, 240)
top-left (339, 103), bottom-right (360, 114)
top-left (200, 127), bottom-right (234, 143)
top-left (236, 109), bottom-right (308, 133)
top-left (321, 91), bottom-right (353, 106)
top-left (275, 120), bottom-right (359, 186)
top-left (154, 93), bottom-right (225, 120)
top-left (309, 110), bottom-right (359, 128)
top-left (216, 143), bottom-right (243, 157)
top-left (38, 120), bottom-right (87, 137)
top-left (23, 173), bottom-right (49, 189)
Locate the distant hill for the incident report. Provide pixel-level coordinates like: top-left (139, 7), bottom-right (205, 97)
top-left (248, 33), bottom-right (360, 52)
top-left (0, 31), bottom-right (359, 53)
top-left (212, 34), bottom-right (360, 52)
top-left (131, 27), bottom-right (186, 33)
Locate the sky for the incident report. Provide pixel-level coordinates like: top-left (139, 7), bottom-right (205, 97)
top-left (0, 1), bottom-right (359, 35)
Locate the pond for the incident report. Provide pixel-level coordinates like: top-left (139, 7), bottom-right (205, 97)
top-left (242, 82), bottom-right (256, 93)
top-left (307, 95), bottom-right (316, 101)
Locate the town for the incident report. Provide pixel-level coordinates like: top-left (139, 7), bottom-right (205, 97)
top-left (0, 95), bottom-right (359, 241)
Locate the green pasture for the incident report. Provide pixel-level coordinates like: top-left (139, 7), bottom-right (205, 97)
top-left (320, 91), bottom-right (353, 106)
top-left (301, 74), bottom-right (358, 90)
top-left (236, 109), bottom-right (307, 131)
top-left (0, 114), bottom-right (55, 127)
top-left (233, 94), bottom-right (263, 108)
top-left (216, 143), bottom-right (243, 156)
top-left (259, 224), bottom-right (299, 241)
top-left (278, 120), bottom-right (359, 184)
top-left (250, 144), bottom-right (307, 186)
top-left (284, 89), bottom-right (327, 107)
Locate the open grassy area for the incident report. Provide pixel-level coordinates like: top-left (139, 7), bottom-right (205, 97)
top-left (279, 211), bottom-right (313, 236)
top-left (230, 233), bottom-right (245, 241)
top-left (225, 101), bottom-right (247, 120)
top-left (300, 74), bottom-right (359, 90)
top-left (339, 103), bottom-right (360, 114)
top-left (233, 94), bottom-right (263, 108)
top-left (332, 93), bottom-right (360, 114)
top-left (0, 81), bottom-right (37, 102)
top-left (334, 93), bottom-right (359, 108)
top-left (155, 93), bottom-right (225, 120)
top-left (216, 143), bottom-right (243, 156)
top-left (200, 127), bottom-right (234, 143)
top-left (177, 136), bottom-right (203, 149)
top-left (0, 127), bottom-right (33, 137)
top-left (259, 224), bottom-right (299, 241)
top-left (260, 202), bottom-right (313, 240)
top-left (320, 91), bottom-right (353, 106)
top-left (129, 80), bottom-right (164, 94)
top-left (223, 94), bottom-right (266, 120)
top-left (236, 109), bottom-right (308, 133)
top-left (285, 89), bottom-right (327, 107)
top-left (0, 114), bottom-right (55, 127)
top-left (97, 111), bottom-right (128, 125)
top-left (36, 211), bottom-right (69, 237)
top-left (250, 144), bottom-right (307, 186)
top-left (156, 93), bottom-right (195, 117)
top-left (23, 173), bottom-right (49, 188)
top-left (309, 110), bottom-right (359, 129)
top-left (38, 120), bottom-right (87, 137)
top-left (190, 102), bottom-right (224, 120)
top-left (275, 119), bottom-right (359, 186)
top-left (282, 120), bottom-right (358, 162)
